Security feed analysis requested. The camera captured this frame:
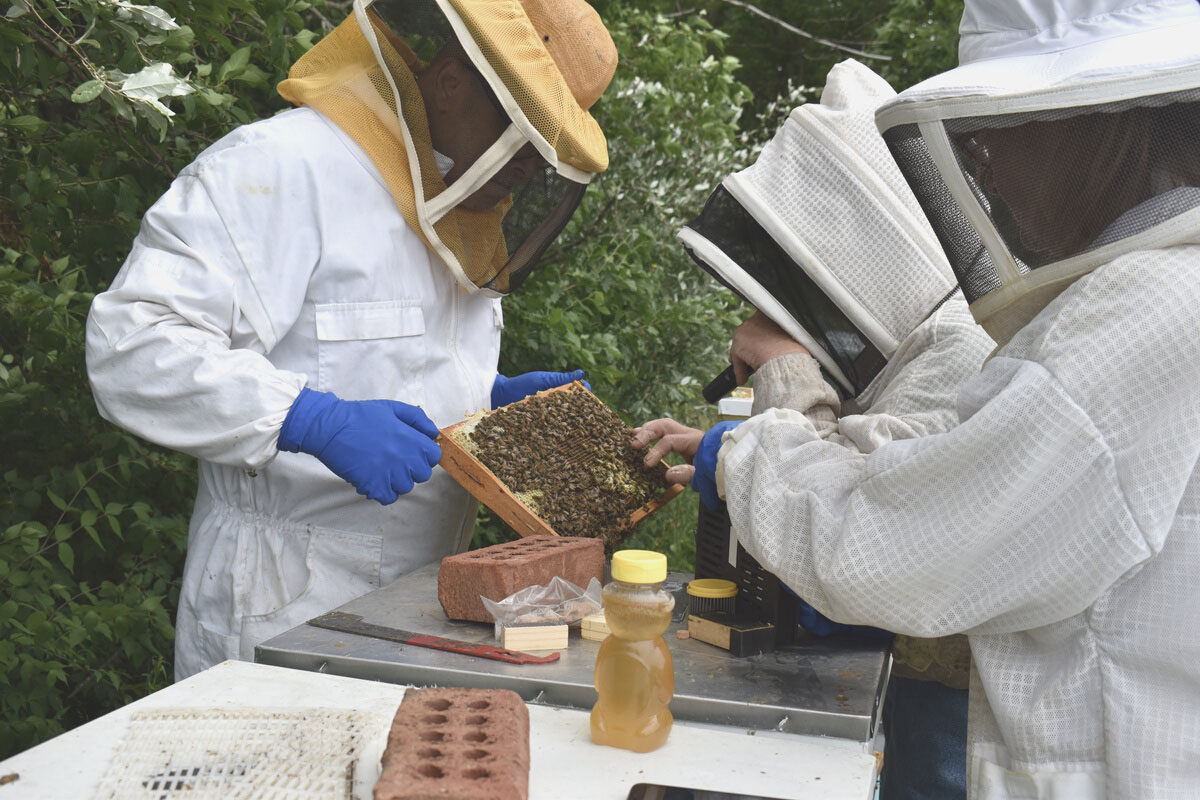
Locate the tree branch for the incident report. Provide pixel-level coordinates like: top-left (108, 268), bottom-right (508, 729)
top-left (712, 0), bottom-right (892, 62)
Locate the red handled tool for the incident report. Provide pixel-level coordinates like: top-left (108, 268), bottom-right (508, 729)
top-left (306, 611), bottom-right (561, 665)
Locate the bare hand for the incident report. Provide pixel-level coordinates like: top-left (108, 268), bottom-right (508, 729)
top-left (631, 418), bottom-right (704, 485)
top-left (730, 311), bottom-right (809, 385)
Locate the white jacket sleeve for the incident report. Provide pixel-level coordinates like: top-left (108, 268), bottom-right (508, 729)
top-left (831, 294), bottom-right (993, 454)
top-left (720, 245), bottom-right (1200, 638)
top-left (86, 132), bottom-right (319, 469)
top-left (747, 295), bottom-right (992, 454)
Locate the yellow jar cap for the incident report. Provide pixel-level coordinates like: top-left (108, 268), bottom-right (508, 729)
top-left (611, 550), bottom-right (667, 584)
top-left (686, 579), bottom-right (738, 599)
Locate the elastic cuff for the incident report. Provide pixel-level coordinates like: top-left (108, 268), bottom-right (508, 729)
top-left (278, 386), bottom-right (327, 452)
top-left (752, 353), bottom-right (841, 417)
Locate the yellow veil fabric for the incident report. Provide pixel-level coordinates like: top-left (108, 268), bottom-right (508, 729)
top-left (279, 12), bottom-right (513, 291)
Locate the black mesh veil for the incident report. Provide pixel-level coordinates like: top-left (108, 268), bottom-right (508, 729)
top-left (495, 169), bottom-right (587, 292)
top-left (883, 88), bottom-right (1200, 306)
top-left (359, 0), bottom-right (594, 295)
top-left (682, 185), bottom-right (888, 397)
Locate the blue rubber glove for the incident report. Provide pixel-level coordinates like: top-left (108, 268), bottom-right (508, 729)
top-left (491, 369), bottom-right (589, 408)
top-left (783, 584), bottom-right (893, 641)
top-left (692, 420), bottom-right (741, 510)
top-left (278, 387), bottom-right (441, 505)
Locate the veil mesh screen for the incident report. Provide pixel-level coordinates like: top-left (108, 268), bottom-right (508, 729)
top-left (684, 186), bottom-right (886, 396)
top-left (884, 89), bottom-right (1200, 305)
top-left (882, 123), bottom-right (1002, 304)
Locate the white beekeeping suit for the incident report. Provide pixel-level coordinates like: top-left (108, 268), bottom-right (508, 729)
top-left (717, 0), bottom-right (1200, 796)
top-left (86, 0), bottom-right (617, 679)
top-left (679, 59), bottom-right (995, 688)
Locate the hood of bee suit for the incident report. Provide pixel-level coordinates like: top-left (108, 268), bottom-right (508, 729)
top-left (679, 59), bottom-right (957, 397)
top-left (874, 0), bottom-right (1200, 346)
top-left (279, 0), bottom-right (618, 295)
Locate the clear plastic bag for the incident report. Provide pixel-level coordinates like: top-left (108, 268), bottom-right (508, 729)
top-left (482, 576), bottom-right (603, 640)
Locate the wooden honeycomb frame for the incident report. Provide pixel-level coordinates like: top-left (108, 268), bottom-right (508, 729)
top-left (437, 383), bottom-right (685, 538)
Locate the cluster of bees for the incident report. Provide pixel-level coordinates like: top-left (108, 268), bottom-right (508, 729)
top-left (467, 385), bottom-right (670, 546)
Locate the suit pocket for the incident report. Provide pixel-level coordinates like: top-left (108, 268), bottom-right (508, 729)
top-left (315, 299), bottom-right (426, 405)
top-left (238, 525), bottom-right (383, 660)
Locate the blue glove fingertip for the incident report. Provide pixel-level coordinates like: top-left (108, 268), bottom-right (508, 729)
top-left (391, 401), bottom-right (440, 439)
top-left (570, 369), bottom-right (592, 391)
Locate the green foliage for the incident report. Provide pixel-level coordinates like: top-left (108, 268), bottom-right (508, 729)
top-left (874, 0), bottom-right (962, 89)
top-left (0, 0), bottom-right (331, 758)
top-left (592, 0), bottom-right (961, 119)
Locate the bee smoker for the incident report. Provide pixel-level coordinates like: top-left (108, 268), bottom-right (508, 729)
top-left (686, 390), bottom-right (800, 657)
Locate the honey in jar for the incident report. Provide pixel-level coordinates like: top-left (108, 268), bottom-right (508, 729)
top-left (590, 550), bottom-right (675, 752)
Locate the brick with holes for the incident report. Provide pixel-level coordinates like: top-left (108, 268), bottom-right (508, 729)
top-left (437, 534), bottom-right (604, 623)
top-left (374, 687), bottom-right (529, 800)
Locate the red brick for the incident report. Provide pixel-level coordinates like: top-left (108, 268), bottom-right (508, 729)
top-left (374, 687), bottom-right (528, 800)
top-left (438, 535), bottom-right (604, 623)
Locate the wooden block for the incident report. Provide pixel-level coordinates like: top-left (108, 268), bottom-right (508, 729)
top-left (501, 624), bottom-right (568, 653)
top-left (688, 614), bottom-right (732, 650)
top-left (687, 613), bottom-right (776, 657)
top-left (580, 612), bottom-right (610, 642)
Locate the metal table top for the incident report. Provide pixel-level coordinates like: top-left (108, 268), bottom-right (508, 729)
top-left (256, 563), bottom-right (891, 743)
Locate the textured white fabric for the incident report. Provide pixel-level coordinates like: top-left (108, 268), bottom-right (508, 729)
top-left (86, 108), bottom-right (501, 679)
top-left (751, 295), bottom-right (993, 689)
top-left (958, 0), bottom-right (1200, 64)
top-left (877, 1), bottom-right (1200, 115)
top-left (750, 353), bottom-right (839, 437)
top-left (724, 59), bottom-right (954, 358)
top-left (720, 241), bottom-right (1200, 797)
top-left (752, 295), bottom-right (992, 456)
top-left (832, 294), bottom-right (992, 454)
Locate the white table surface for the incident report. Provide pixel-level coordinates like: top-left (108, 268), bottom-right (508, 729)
top-left (0, 660), bottom-right (877, 800)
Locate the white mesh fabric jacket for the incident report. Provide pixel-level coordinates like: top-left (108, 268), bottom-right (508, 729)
top-left (752, 293), bottom-right (991, 452)
top-left (752, 293), bottom-right (991, 689)
top-left (719, 240), bottom-right (1200, 797)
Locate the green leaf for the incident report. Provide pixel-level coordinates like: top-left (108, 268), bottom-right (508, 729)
top-left (119, 62), bottom-right (193, 117)
top-left (1, 115), bottom-right (49, 136)
top-left (113, 2), bottom-right (179, 31)
top-left (70, 80), bottom-right (105, 104)
top-left (47, 490), bottom-right (66, 511)
top-left (58, 542), bottom-right (74, 573)
top-left (219, 46), bottom-right (251, 82)
top-left (84, 526), bottom-right (104, 550)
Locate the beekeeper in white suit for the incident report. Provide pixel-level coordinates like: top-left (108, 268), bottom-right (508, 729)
top-left (643, 0), bottom-right (1200, 795)
top-left (639, 59), bottom-right (994, 799)
top-left (85, 0), bottom-right (618, 679)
